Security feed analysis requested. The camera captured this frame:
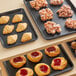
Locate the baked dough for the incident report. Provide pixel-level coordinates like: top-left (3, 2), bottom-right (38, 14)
top-left (71, 41), bottom-right (76, 49)
top-left (35, 63), bottom-right (51, 76)
top-left (12, 14), bottom-right (23, 23)
top-left (10, 56), bottom-right (26, 68)
top-left (7, 34), bottom-right (18, 44)
top-left (45, 45), bottom-right (60, 57)
top-left (16, 68), bottom-right (34, 76)
top-left (3, 25), bottom-right (14, 34)
top-left (51, 57), bottom-right (67, 70)
top-left (27, 51), bottom-right (43, 62)
top-left (16, 23), bottom-right (27, 32)
top-left (21, 32), bottom-right (32, 42)
top-left (0, 16), bottom-right (10, 24)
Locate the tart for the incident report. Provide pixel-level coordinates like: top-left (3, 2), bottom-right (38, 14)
top-left (45, 45), bottom-right (60, 57)
top-left (30, 0), bottom-right (48, 10)
top-left (3, 25), bottom-right (14, 34)
top-left (7, 34), bottom-right (18, 45)
top-left (12, 14), bottom-right (23, 23)
top-left (0, 16), bottom-right (10, 24)
top-left (10, 56), bottom-right (26, 68)
top-left (39, 8), bottom-right (53, 21)
top-left (16, 23), bottom-right (28, 32)
top-left (51, 57), bottom-right (67, 70)
top-left (34, 63), bottom-right (51, 76)
top-left (16, 68), bottom-right (34, 76)
top-left (71, 41), bottom-right (76, 49)
top-left (21, 32), bottom-right (32, 43)
top-left (44, 21), bottom-right (61, 34)
top-left (27, 51), bottom-right (43, 62)
top-left (57, 5), bottom-right (73, 17)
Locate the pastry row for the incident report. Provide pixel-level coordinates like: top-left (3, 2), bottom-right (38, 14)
top-left (71, 41), bottom-right (76, 51)
top-left (0, 14), bottom-right (23, 24)
top-left (9, 45), bottom-right (68, 76)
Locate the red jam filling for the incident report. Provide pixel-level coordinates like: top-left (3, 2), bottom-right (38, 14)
top-left (54, 59), bottom-right (61, 66)
top-left (40, 65), bottom-right (48, 73)
top-left (31, 52), bottom-right (39, 57)
top-left (20, 69), bottom-right (28, 76)
top-left (47, 46), bottom-right (56, 52)
top-left (13, 57), bottom-right (23, 63)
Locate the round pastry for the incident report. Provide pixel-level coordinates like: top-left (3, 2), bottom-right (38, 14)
top-left (16, 68), bottom-right (34, 76)
top-left (71, 41), bottom-right (76, 49)
top-left (10, 56), bottom-right (26, 68)
top-left (45, 45), bottom-right (60, 57)
top-left (34, 63), bottom-right (51, 76)
top-left (27, 51), bottom-right (43, 62)
top-left (51, 57), bottom-right (67, 70)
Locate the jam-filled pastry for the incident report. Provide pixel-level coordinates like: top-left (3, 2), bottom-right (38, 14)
top-left (0, 16), bottom-right (10, 24)
top-left (10, 56), bottom-right (26, 68)
top-left (3, 25), bottom-right (14, 34)
top-left (44, 21), bottom-right (61, 34)
top-left (21, 32), bottom-right (32, 43)
top-left (51, 57), bottom-right (67, 70)
top-left (30, 0), bottom-right (48, 10)
top-left (34, 63), bottom-right (51, 76)
top-left (7, 34), bottom-right (18, 44)
top-left (16, 23), bottom-right (28, 32)
top-left (27, 51), bottom-right (43, 62)
top-left (12, 14), bottom-right (23, 23)
top-left (50, 0), bottom-right (64, 5)
top-left (71, 41), bottom-right (76, 49)
top-left (16, 68), bottom-right (34, 76)
top-left (65, 18), bottom-right (76, 29)
top-left (45, 45), bottom-right (60, 57)
top-left (57, 5), bottom-right (73, 17)
top-left (39, 8), bottom-right (53, 21)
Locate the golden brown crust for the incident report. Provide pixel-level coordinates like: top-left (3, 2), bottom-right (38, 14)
top-left (16, 23), bottom-right (27, 32)
top-left (16, 68), bottom-right (34, 76)
top-left (0, 16), bottom-right (10, 24)
top-left (10, 56), bottom-right (26, 68)
top-left (27, 51), bottom-right (43, 62)
top-left (21, 32), bottom-right (32, 43)
top-left (51, 57), bottom-right (67, 70)
top-left (3, 25), bottom-right (14, 34)
top-left (12, 14), bottom-right (23, 23)
top-left (71, 41), bottom-right (76, 49)
top-left (45, 45), bottom-right (60, 57)
top-left (7, 34), bottom-right (18, 45)
top-left (34, 63), bottom-right (51, 76)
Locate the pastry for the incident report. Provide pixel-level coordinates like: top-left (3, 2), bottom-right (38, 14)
top-left (7, 34), bottom-right (18, 44)
top-left (44, 21), bottom-right (61, 34)
top-left (16, 23), bottom-right (27, 32)
top-left (12, 14), bottom-right (23, 23)
top-left (21, 32), bottom-right (32, 43)
top-left (57, 5), bottom-right (73, 17)
top-left (16, 68), bottom-right (34, 76)
top-left (65, 18), bottom-right (76, 29)
top-left (30, 0), bottom-right (48, 10)
top-left (45, 45), bottom-right (60, 57)
top-left (50, 0), bottom-right (64, 5)
top-left (34, 63), bottom-right (51, 76)
top-left (71, 41), bottom-right (76, 49)
top-left (3, 25), bottom-right (14, 34)
top-left (39, 8), bottom-right (53, 21)
top-left (27, 51), bottom-right (43, 62)
top-left (10, 56), bottom-right (26, 68)
top-left (51, 57), bottom-right (67, 70)
top-left (0, 16), bottom-right (10, 24)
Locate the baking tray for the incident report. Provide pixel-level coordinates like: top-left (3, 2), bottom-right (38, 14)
top-left (67, 40), bottom-right (76, 57)
top-left (3, 45), bottom-right (73, 76)
top-left (0, 8), bottom-right (38, 48)
top-left (24, 0), bottom-right (76, 40)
